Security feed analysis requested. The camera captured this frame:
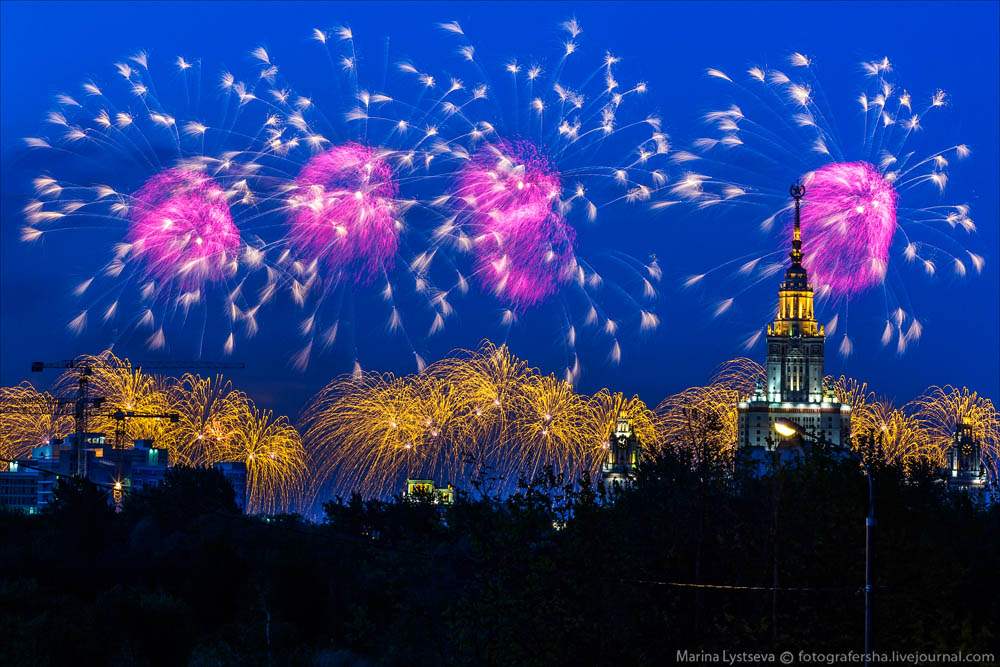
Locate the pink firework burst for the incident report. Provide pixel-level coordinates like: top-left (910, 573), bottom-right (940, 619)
top-left (285, 143), bottom-right (400, 283)
top-left (453, 139), bottom-right (577, 308)
top-left (127, 169), bottom-right (240, 292)
top-left (800, 161), bottom-right (898, 298)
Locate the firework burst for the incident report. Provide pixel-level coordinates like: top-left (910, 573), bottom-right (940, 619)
top-left (298, 371), bottom-right (452, 503)
top-left (0, 383), bottom-right (75, 467)
top-left (220, 35), bottom-right (470, 374)
top-left (284, 142), bottom-right (401, 281)
top-left (419, 18), bottom-right (670, 377)
top-left (507, 373), bottom-right (598, 479)
top-left (152, 369), bottom-right (306, 513)
top-left (677, 54), bottom-right (980, 356)
top-left (223, 405), bottom-right (307, 514)
top-left (452, 139), bottom-right (576, 307)
top-left (20, 53), bottom-right (284, 356)
top-left (152, 373), bottom-right (245, 467)
top-left (300, 341), bottom-right (618, 502)
top-left (654, 358), bottom-right (764, 460)
top-left (828, 375), bottom-right (935, 469)
top-left (50, 353), bottom-right (172, 444)
top-left (125, 169), bottom-right (241, 292)
top-left (909, 385), bottom-right (999, 484)
top-left (799, 161), bottom-right (898, 296)
top-left (592, 390), bottom-right (657, 465)
top-left (20, 25), bottom-right (669, 377)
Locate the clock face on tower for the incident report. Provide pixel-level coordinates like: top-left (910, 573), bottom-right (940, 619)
top-left (960, 442), bottom-right (975, 458)
top-left (616, 434), bottom-right (629, 448)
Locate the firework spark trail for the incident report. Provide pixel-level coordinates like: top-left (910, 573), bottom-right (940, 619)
top-left (678, 54), bottom-right (980, 355)
top-left (424, 341), bottom-right (531, 467)
top-left (157, 373), bottom-right (249, 468)
top-left (507, 373), bottom-right (599, 480)
top-left (707, 357), bottom-right (767, 397)
top-left (153, 371), bottom-right (307, 513)
top-left (828, 376), bottom-right (876, 427)
top-left (863, 402), bottom-right (934, 469)
top-left (298, 371), bottom-right (445, 503)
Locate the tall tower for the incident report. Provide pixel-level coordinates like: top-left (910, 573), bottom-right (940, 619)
top-left (944, 420), bottom-right (988, 498)
top-left (601, 417), bottom-right (640, 488)
top-left (765, 185), bottom-right (825, 404)
top-left (737, 185), bottom-right (851, 451)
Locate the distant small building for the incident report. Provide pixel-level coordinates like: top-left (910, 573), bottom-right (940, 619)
top-left (601, 416), bottom-right (640, 489)
top-left (214, 462), bottom-right (249, 511)
top-left (405, 479), bottom-right (454, 504)
top-left (0, 462), bottom-right (45, 514)
top-left (124, 440), bottom-right (169, 491)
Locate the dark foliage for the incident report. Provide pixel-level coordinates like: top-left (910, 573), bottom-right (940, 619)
top-left (1, 454), bottom-right (997, 666)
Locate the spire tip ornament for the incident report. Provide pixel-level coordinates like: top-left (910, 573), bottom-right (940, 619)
top-left (789, 183), bottom-right (805, 266)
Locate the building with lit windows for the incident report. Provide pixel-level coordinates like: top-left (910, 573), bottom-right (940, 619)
top-left (736, 185), bottom-right (851, 453)
top-left (0, 434), bottom-right (170, 513)
top-left (405, 479), bottom-right (455, 504)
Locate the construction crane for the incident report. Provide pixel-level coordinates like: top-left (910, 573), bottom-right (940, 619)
top-left (31, 360), bottom-right (246, 372)
top-left (109, 409), bottom-right (180, 448)
top-left (26, 358), bottom-right (244, 476)
top-left (0, 396), bottom-right (105, 417)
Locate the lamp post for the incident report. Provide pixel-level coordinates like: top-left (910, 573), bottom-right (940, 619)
top-left (773, 418), bottom-right (874, 667)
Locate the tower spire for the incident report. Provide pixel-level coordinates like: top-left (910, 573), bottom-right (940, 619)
top-left (789, 183), bottom-right (805, 266)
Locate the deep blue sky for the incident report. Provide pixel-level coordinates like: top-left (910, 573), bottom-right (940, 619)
top-left (2, 1), bottom-right (997, 417)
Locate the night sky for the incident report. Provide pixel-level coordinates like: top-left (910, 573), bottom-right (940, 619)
top-left (2, 1), bottom-right (997, 419)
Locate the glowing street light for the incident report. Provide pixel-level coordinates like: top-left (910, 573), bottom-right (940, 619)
top-left (773, 418), bottom-right (799, 438)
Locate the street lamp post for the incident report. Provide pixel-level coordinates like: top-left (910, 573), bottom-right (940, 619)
top-left (773, 418), bottom-right (874, 667)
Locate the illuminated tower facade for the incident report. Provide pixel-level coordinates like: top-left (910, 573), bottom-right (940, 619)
top-left (765, 187), bottom-right (824, 404)
top-left (601, 417), bottom-right (640, 488)
top-left (737, 185), bottom-right (851, 450)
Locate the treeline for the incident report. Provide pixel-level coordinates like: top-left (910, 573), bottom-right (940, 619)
top-left (1, 442), bottom-right (997, 666)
